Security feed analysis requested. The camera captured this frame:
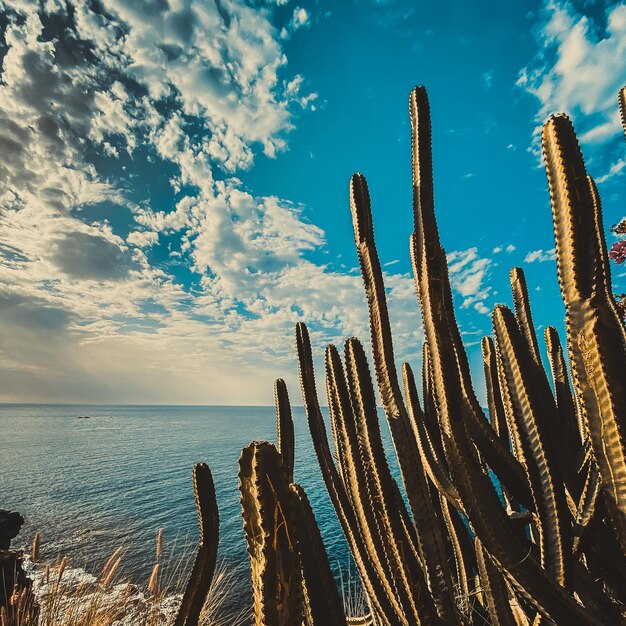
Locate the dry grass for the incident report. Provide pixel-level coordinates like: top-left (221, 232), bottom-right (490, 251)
top-left (2, 532), bottom-right (251, 626)
top-left (338, 562), bottom-right (368, 620)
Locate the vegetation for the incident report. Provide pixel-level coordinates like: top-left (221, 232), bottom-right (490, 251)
top-left (3, 84), bottom-right (626, 624)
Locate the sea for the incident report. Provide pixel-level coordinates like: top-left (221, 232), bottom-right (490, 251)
top-left (0, 404), bottom-right (400, 617)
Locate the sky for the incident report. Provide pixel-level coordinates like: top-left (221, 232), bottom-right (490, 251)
top-left (0, 0), bottom-right (624, 405)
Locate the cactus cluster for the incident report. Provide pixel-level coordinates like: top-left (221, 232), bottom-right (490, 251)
top-left (176, 85), bottom-right (626, 625)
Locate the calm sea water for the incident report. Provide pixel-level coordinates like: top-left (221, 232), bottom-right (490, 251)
top-left (0, 404), bottom-right (399, 612)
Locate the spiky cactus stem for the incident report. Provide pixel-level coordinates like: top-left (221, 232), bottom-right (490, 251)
top-left (542, 114), bottom-right (626, 551)
top-left (239, 441), bottom-right (303, 626)
top-left (174, 463), bottom-right (219, 626)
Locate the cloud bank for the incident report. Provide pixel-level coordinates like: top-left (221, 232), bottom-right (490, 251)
top-left (518, 1), bottom-right (626, 180)
top-left (0, 0), bottom-right (428, 403)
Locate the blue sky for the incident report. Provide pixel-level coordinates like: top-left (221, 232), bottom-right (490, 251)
top-left (0, 0), bottom-right (624, 404)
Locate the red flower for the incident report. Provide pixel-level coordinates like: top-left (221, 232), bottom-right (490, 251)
top-left (609, 240), bottom-right (626, 264)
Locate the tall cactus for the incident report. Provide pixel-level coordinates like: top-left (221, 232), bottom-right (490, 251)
top-left (542, 113), bottom-right (626, 551)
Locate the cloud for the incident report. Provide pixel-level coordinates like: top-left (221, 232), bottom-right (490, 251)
top-left (446, 248), bottom-right (493, 314)
top-left (291, 7), bottom-right (310, 30)
top-left (492, 244), bottom-right (516, 254)
top-left (524, 248), bottom-right (557, 263)
top-left (281, 6), bottom-right (311, 39)
top-left (597, 158), bottom-right (626, 183)
top-left (0, 1), bottom-right (420, 403)
top-left (483, 69), bottom-right (494, 90)
top-left (50, 232), bottom-right (135, 281)
top-left (518, 1), bottom-right (626, 179)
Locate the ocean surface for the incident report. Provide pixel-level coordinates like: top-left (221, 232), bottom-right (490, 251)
top-left (0, 404), bottom-right (400, 615)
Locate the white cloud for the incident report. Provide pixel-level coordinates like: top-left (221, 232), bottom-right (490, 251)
top-left (0, 0), bottom-right (423, 403)
top-left (518, 1), bottom-right (626, 178)
top-left (281, 6), bottom-right (311, 39)
top-left (483, 69), bottom-right (494, 90)
top-left (524, 248), bottom-right (557, 263)
top-left (492, 243), bottom-right (516, 254)
top-left (597, 158), bottom-right (626, 184)
top-left (446, 248), bottom-right (493, 313)
top-left (291, 7), bottom-right (310, 30)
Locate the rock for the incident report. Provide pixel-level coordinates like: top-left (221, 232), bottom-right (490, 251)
top-left (0, 509), bottom-right (24, 550)
top-left (0, 510), bottom-right (38, 620)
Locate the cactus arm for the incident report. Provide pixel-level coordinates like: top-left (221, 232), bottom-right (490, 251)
top-left (475, 538), bottom-right (518, 626)
top-left (325, 344), bottom-right (407, 618)
top-left (274, 379), bottom-right (295, 483)
top-left (327, 343), bottom-right (434, 624)
top-left (349, 172), bottom-right (405, 421)
top-left (481, 336), bottom-right (522, 515)
top-left (410, 85), bottom-right (602, 625)
top-left (295, 322), bottom-right (399, 625)
top-left (543, 326), bottom-right (584, 454)
top-left (617, 87), bottom-right (626, 138)
top-left (492, 305), bottom-right (571, 588)
top-left (572, 460), bottom-right (600, 554)
top-left (174, 463), bottom-right (219, 626)
top-left (587, 177), bottom-right (617, 306)
top-left (290, 484), bottom-right (348, 626)
top-left (509, 268), bottom-right (542, 367)
top-left (402, 362), bottom-right (461, 507)
top-left (438, 494), bottom-right (475, 605)
top-left (481, 337), bottom-right (509, 445)
top-left (542, 114), bottom-right (626, 550)
top-left (421, 342), bottom-right (451, 473)
top-left (239, 442), bottom-right (303, 626)
top-left (410, 90), bottom-right (535, 514)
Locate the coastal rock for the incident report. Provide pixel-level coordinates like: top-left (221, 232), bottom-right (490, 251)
top-left (0, 509), bottom-right (24, 550)
top-left (0, 510), bottom-right (38, 620)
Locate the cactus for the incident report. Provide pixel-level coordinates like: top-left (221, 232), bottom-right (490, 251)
top-left (274, 378), bottom-right (295, 482)
top-left (239, 441), bottom-right (303, 626)
top-left (618, 87), bottom-right (626, 137)
top-left (542, 113), bottom-right (626, 551)
top-left (174, 463), bottom-right (219, 626)
top-left (176, 84), bottom-right (626, 625)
